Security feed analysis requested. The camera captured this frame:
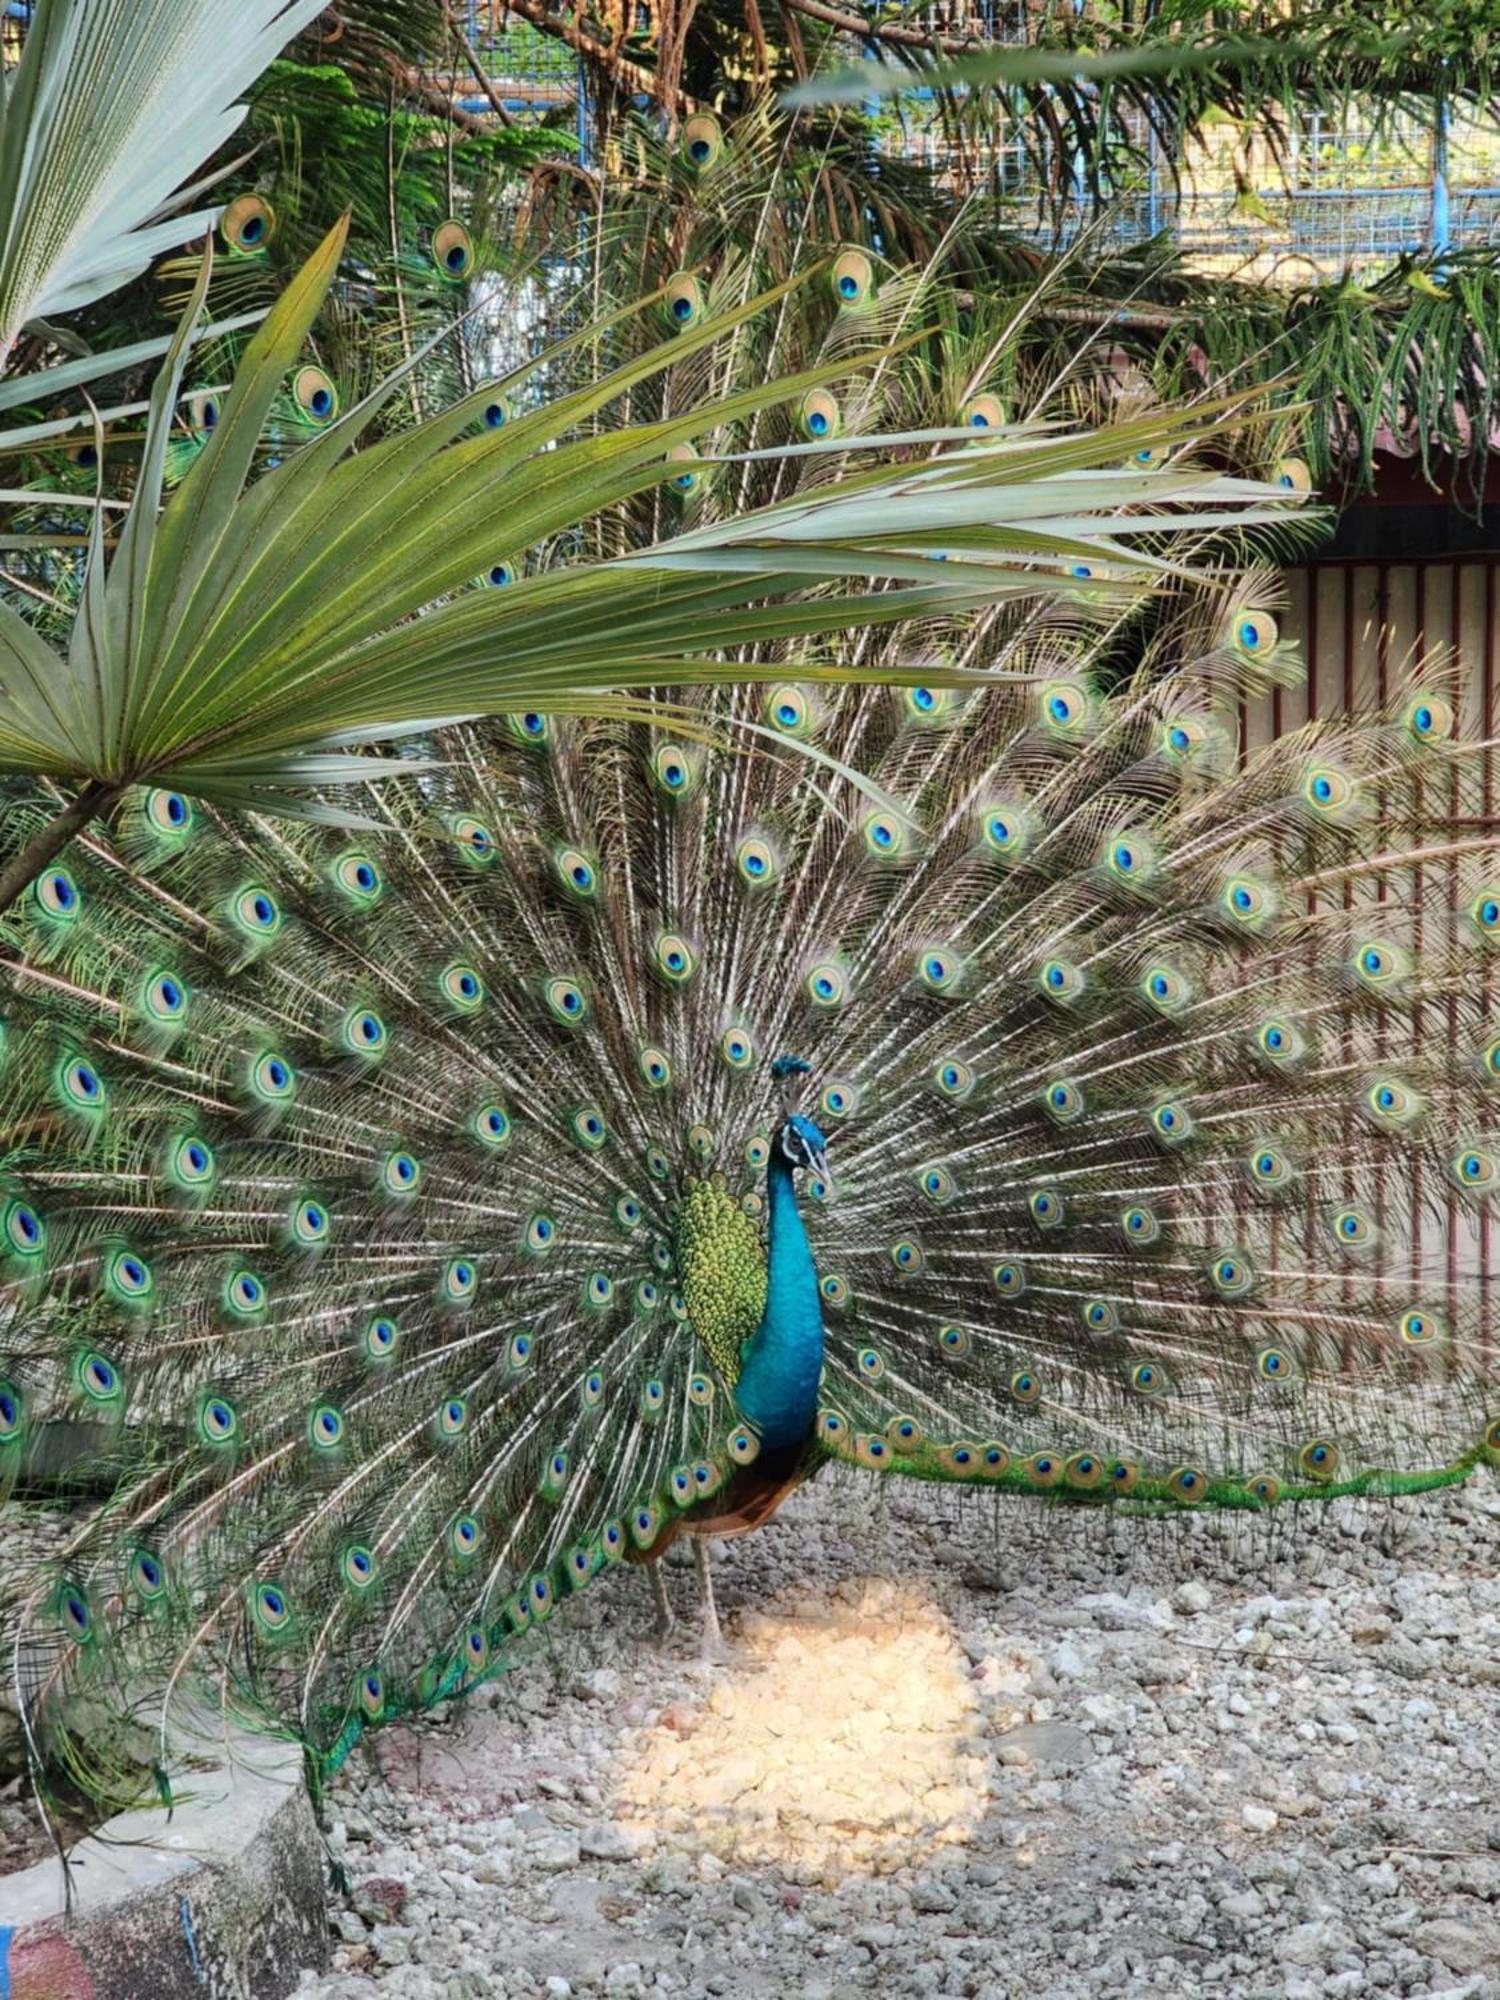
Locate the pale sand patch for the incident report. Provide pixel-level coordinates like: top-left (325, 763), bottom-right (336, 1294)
top-left (612, 1576), bottom-right (989, 1880)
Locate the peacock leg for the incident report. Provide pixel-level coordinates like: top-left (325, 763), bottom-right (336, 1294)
top-left (645, 1563), bottom-right (675, 1642)
top-left (692, 1538), bottom-right (727, 1660)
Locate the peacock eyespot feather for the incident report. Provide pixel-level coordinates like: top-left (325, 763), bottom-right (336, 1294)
top-left (1120, 1204), bottom-right (1160, 1246)
top-left (35, 868), bottom-right (81, 922)
top-left (889, 1236), bottom-right (925, 1275)
top-left (614, 1193), bottom-right (644, 1231)
top-left (1038, 958), bottom-right (1085, 1005)
top-left (629, 1504), bottom-right (660, 1550)
top-left (719, 1027), bottom-right (756, 1072)
top-left (291, 366), bottom-right (337, 424)
top-left (682, 110), bottom-right (723, 167)
top-left (856, 1433), bottom-right (890, 1468)
top-left (56, 1056), bottom-right (106, 1114)
top-left (651, 742), bottom-right (698, 796)
top-left (642, 1378), bottom-right (667, 1419)
top-left (940, 1448), bottom-right (988, 1480)
top-left (1160, 714), bottom-right (1206, 762)
top-left (916, 946), bottom-right (963, 994)
top-left (528, 1208), bottom-right (560, 1256)
top-left (1222, 874), bottom-right (1277, 930)
top-left (1469, 888), bottom-right (1500, 941)
top-left (1351, 938), bottom-right (1411, 996)
top-left (934, 1058), bottom-right (975, 1102)
top-left (1083, 1299), bottom-right (1118, 1334)
top-left (340, 1007), bottom-right (388, 1059)
top-left (198, 1391), bottom-right (239, 1444)
top-left (140, 967), bottom-right (189, 1025)
top-left (1256, 1346), bottom-right (1294, 1382)
top-left (917, 1162), bottom-right (956, 1204)
top-left (1404, 693), bottom-right (1454, 744)
top-left (506, 710), bottom-right (550, 746)
top-left (449, 1513), bottom-right (480, 1557)
top-left (432, 218), bottom-right (475, 279)
top-left (1168, 1467), bottom-right (1208, 1504)
top-left (508, 1331), bottom-right (534, 1370)
top-left (817, 1409), bottom-right (848, 1443)
top-left (1028, 1187), bottom-right (1065, 1229)
top-left (221, 193), bottom-right (275, 253)
top-left (1208, 1250), bottom-right (1256, 1297)
top-left (1227, 608), bottom-right (1278, 658)
top-left (482, 394), bottom-right (512, 429)
top-left (904, 684), bottom-right (954, 724)
top-left (291, 1197), bottom-right (331, 1248)
top-left (663, 271), bottom-right (705, 328)
top-left (569, 1104), bottom-right (610, 1151)
top-left (961, 392), bottom-right (1005, 429)
top-left (362, 1315), bottom-right (399, 1363)
top-left (543, 976), bottom-right (589, 1025)
top-left (253, 1576), bottom-right (294, 1640)
top-left (764, 685), bottom-right (815, 737)
top-left (342, 1545), bottom-right (377, 1592)
top-left (106, 1247), bottom-right (154, 1306)
top-left (0, 1380), bottom-right (24, 1443)
top-left (143, 789), bottom-right (194, 839)
top-left (1009, 1369), bottom-right (1041, 1405)
top-left (380, 1151), bottom-right (422, 1197)
top-left (830, 248), bottom-right (874, 306)
top-left (1397, 1307), bottom-right (1445, 1348)
top-left (992, 1261), bottom-right (1026, 1298)
top-left (75, 1349), bottom-right (121, 1404)
top-left (1303, 764), bottom-right (1357, 817)
top-left (634, 1279), bottom-right (660, 1316)
top-left (797, 389), bottom-right (841, 441)
top-left (745, 1134), bottom-right (771, 1170)
top-left (437, 1398), bottom-right (470, 1442)
top-left (250, 1051), bottom-right (296, 1103)
top-left (57, 1584), bottom-right (92, 1644)
top-left (443, 1256), bottom-right (479, 1301)
top-left (584, 1272), bottom-right (615, 1311)
top-left (1298, 1439), bottom-right (1340, 1481)
top-left (1109, 1460), bottom-right (1140, 1493)
top-left (440, 963), bottom-right (485, 1014)
top-left (543, 1450), bottom-right (569, 1497)
top-left (1039, 679), bottom-right (1091, 735)
top-left (805, 960), bottom-right (849, 1009)
top-left (223, 1268), bottom-right (266, 1320)
top-left (861, 810), bottom-right (910, 860)
top-left (1331, 1205), bottom-right (1377, 1252)
top-left (308, 1403), bottom-right (346, 1451)
top-left (1274, 456), bottom-right (1312, 493)
top-left (1023, 1452), bottom-right (1061, 1489)
top-left (652, 932), bottom-right (698, 985)
top-left (1065, 1453), bottom-right (1104, 1490)
top-left (554, 846), bottom-right (597, 900)
top-left (978, 794), bottom-right (1034, 863)
top-left (449, 814), bottom-right (497, 866)
top-left (1043, 1077), bottom-right (1085, 1125)
top-left (128, 1548), bottom-right (167, 1601)
top-left (735, 834), bottom-right (779, 886)
top-left (1452, 1146), bottom-right (1499, 1193)
top-left (1148, 1100), bottom-right (1194, 1147)
top-left (1248, 1472), bottom-right (1282, 1505)
top-left (0, 1200), bottom-right (35, 1260)
top-left (169, 1134), bottom-right (216, 1189)
top-left (1128, 1361), bottom-right (1166, 1396)
top-left (1247, 1143), bottom-right (1295, 1190)
top-left (484, 561), bottom-right (517, 588)
top-left (1254, 1017), bottom-right (1305, 1066)
top-left (582, 1367), bottom-right (607, 1407)
top-left (938, 1323), bottom-right (971, 1358)
top-left (1103, 832), bottom-right (1158, 887)
top-left (820, 1272), bottom-right (850, 1308)
top-left (687, 1372), bottom-right (715, 1406)
top-left (472, 1103), bottom-right (511, 1151)
top-left (331, 851), bottom-right (383, 905)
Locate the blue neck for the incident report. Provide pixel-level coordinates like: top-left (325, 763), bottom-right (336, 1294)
top-left (734, 1151), bottom-right (825, 1450)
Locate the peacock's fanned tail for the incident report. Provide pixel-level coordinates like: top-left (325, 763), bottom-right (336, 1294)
top-left (4, 587), bottom-right (1500, 1790)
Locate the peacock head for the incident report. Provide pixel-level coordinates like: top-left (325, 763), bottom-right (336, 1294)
top-left (777, 1112), bottom-right (829, 1183)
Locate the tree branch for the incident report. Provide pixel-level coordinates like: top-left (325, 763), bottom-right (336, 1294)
top-left (0, 781), bottom-right (124, 916)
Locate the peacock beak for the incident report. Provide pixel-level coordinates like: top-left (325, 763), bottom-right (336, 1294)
top-left (808, 1146), bottom-right (830, 1186)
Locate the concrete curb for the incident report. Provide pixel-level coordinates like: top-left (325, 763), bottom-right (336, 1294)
top-left (0, 1737), bottom-right (329, 1999)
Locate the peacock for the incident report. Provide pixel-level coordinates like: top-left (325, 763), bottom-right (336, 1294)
top-left (5, 559), bottom-right (1500, 1804)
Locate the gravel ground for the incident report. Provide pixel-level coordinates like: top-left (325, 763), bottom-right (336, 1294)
top-left (289, 1464), bottom-right (1500, 2000)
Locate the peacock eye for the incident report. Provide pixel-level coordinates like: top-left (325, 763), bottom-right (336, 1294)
top-left (35, 868), bottom-right (81, 920)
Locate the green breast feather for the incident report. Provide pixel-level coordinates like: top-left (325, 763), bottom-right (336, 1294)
top-left (676, 1177), bottom-right (768, 1389)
